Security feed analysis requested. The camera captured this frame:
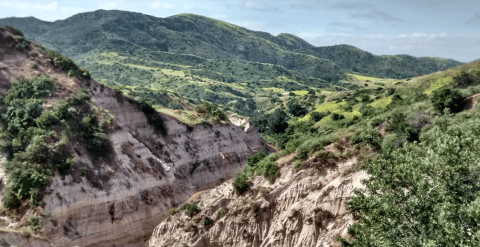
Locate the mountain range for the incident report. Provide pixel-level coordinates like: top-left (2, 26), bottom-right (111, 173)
top-left (0, 10), bottom-right (462, 117)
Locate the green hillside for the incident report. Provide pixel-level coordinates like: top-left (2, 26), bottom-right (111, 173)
top-left (0, 10), bottom-right (462, 117)
top-left (235, 57), bottom-right (480, 246)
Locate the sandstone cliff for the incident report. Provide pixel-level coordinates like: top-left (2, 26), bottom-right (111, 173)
top-left (0, 27), bottom-right (272, 246)
top-left (147, 143), bottom-right (369, 247)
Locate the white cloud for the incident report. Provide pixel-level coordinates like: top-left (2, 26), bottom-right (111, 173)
top-left (150, 1), bottom-right (174, 9)
top-left (397, 32), bottom-right (448, 39)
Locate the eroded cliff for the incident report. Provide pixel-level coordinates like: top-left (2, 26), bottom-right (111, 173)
top-left (0, 27), bottom-right (272, 246)
top-left (147, 143), bottom-right (369, 247)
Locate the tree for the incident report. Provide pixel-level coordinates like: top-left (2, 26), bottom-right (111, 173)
top-left (287, 102), bottom-right (308, 117)
top-left (267, 109), bottom-right (289, 134)
top-left (310, 111), bottom-right (329, 122)
top-left (431, 88), bottom-right (464, 113)
top-left (330, 113), bottom-right (345, 121)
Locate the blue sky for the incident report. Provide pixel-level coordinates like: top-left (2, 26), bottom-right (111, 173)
top-left (0, 0), bottom-right (479, 62)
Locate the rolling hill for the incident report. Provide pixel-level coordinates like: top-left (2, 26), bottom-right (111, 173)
top-left (0, 10), bottom-right (463, 118)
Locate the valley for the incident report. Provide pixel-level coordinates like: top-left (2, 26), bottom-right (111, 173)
top-left (0, 9), bottom-right (479, 247)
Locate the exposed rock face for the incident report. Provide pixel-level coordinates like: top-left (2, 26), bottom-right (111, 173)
top-left (0, 28), bottom-right (272, 247)
top-left (0, 230), bottom-right (55, 247)
top-left (147, 148), bottom-right (369, 247)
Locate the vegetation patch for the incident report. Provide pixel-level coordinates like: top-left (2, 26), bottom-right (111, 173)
top-left (369, 96), bottom-right (392, 108)
top-left (0, 75), bottom-right (110, 208)
top-left (424, 76), bottom-right (452, 94)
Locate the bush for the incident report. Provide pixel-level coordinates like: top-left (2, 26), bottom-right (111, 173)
top-left (41, 49), bottom-right (79, 72)
top-left (203, 217), bottom-right (213, 227)
top-left (346, 116), bottom-right (480, 246)
top-left (287, 102), bottom-right (308, 117)
top-left (29, 216), bottom-right (41, 231)
top-left (330, 113), bottom-right (345, 121)
top-left (196, 101), bottom-right (228, 121)
top-left (431, 87), bottom-right (464, 113)
top-left (4, 75), bottom-right (54, 104)
top-left (293, 160), bottom-right (304, 171)
top-left (351, 128), bottom-right (383, 150)
top-left (310, 111), bottom-right (329, 122)
top-left (184, 203), bottom-right (200, 218)
top-left (232, 172), bottom-right (249, 195)
top-left (247, 152), bottom-right (267, 167)
top-left (452, 70), bottom-right (480, 88)
top-left (267, 109), bottom-right (289, 134)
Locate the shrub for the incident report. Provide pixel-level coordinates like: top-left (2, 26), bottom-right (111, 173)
top-left (346, 116), bottom-right (480, 246)
top-left (29, 215), bottom-right (41, 231)
top-left (293, 160), bottom-right (304, 171)
top-left (203, 217), bottom-right (213, 227)
top-left (310, 111), bottom-right (329, 122)
top-left (247, 152), bottom-right (267, 167)
top-left (287, 102), bottom-right (308, 117)
top-left (196, 101), bottom-right (228, 121)
top-left (351, 128), bottom-right (383, 150)
top-left (330, 113), bottom-right (345, 121)
top-left (431, 87), bottom-right (464, 113)
top-left (4, 75), bottom-right (54, 103)
top-left (267, 109), bottom-right (289, 134)
top-left (369, 118), bottom-right (384, 127)
top-left (184, 203), bottom-right (200, 218)
top-left (452, 70), bottom-right (480, 88)
top-left (232, 172), bottom-right (249, 195)
top-left (41, 49), bottom-right (79, 72)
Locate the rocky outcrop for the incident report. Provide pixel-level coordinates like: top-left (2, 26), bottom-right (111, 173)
top-left (0, 28), bottom-right (272, 247)
top-left (147, 145), bottom-right (369, 247)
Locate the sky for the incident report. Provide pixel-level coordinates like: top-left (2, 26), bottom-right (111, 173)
top-left (0, 0), bottom-right (479, 62)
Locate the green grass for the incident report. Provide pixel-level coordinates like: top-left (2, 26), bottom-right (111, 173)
top-left (293, 90), bottom-right (309, 95)
top-left (424, 76), bottom-right (452, 94)
top-left (315, 101), bottom-right (348, 113)
top-left (370, 96), bottom-right (393, 108)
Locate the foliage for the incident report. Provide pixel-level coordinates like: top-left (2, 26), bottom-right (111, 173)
top-left (330, 113), bottom-right (345, 121)
top-left (452, 70), bottom-right (480, 88)
top-left (346, 114), bottom-right (480, 246)
top-left (431, 87), bottom-right (464, 113)
top-left (0, 76), bottom-right (109, 208)
top-left (247, 151), bottom-right (267, 167)
top-left (251, 109), bottom-right (288, 134)
top-left (203, 217), bottom-right (213, 227)
top-left (287, 101), bottom-right (308, 117)
top-left (29, 215), bottom-right (41, 231)
top-left (195, 101), bottom-right (228, 121)
top-left (232, 171), bottom-right (250, 195)
top-left (183, 203), bottom-right (200, 218)
top-left (310, 111), bottom-right (329, 122)
top-left (351, 128), bottom-right (382, 150)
